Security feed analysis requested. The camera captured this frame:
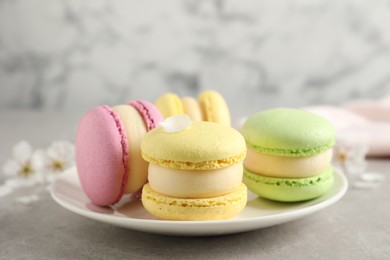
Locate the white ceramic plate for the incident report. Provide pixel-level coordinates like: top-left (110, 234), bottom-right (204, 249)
top-left (50, 167), bottom-right (348, 236)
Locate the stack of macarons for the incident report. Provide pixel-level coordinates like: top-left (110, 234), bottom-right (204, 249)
top-left (241, 108), bottom-right (335, 202)
top-left (75, 100), bottom-right (163, 206)
top-left (141, 115), bottom-right (247, 220)
top-left (155, 90), bottom-right (231, 126)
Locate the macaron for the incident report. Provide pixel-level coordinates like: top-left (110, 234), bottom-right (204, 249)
top-left (198, 90), bottom-right (231, 126)
top-left (141, 115), bottom-right (247, 220)
top-left (75, 100), bottom-right (163, 206)
top-left (155, 90), bottom-right (231, 126)
top-left (241, 108), bottom-right (336, 202)
top-left (155, 93), bottom-right (184, 118)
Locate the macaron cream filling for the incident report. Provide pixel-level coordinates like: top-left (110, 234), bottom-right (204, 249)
top-left (113, 105), bottom-right (148, 193)
top-left (245, 148), bottom-right (333, 178)
top-left (148, 163), bottom-right (243, 198)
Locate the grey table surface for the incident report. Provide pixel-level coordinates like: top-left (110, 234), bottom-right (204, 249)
top-left (0, 111), bottom-right (389, 260)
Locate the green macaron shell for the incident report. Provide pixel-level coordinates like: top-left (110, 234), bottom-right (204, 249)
top-left (243, 167), bottom-right (334, 202)
top-left (242, 108), bottom-right (335, 157)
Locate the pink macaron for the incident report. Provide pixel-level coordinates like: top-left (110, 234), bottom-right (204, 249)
top-left (76, 100), bottom-right (163, 206)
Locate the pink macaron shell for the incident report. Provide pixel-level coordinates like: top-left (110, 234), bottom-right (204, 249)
top-left (129, 100), bottom-right (164, 131)
top-left (76, 105), bottom-right (129, 206)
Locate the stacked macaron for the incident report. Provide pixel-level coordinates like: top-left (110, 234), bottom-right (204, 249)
top-left (141, 115), bottom-right (247, 220)
top-left (155, 90), bottom-right (231, 126)
top-left (241, 108), bottom-right (335, 202)
top-left (75, 101), bottom-right (163, 206)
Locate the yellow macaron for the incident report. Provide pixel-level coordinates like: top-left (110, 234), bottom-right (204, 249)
top-left (155, 90), bottom-right (231, 126)
top-left (155, 93), bottom-right (184, 117)
top-left (141, 116), bottom-right (247, 220)
top-left (198, 90), bottom-right (231, 126)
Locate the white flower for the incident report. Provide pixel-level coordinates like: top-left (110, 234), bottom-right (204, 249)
top-left (42, 141), bottom-right (75, 182)
top-left (1, 141), bottom-right (45, 187)
top-left (2, 141), bottom-right (43, 178)
top-left (333, 141), bottom-right (368, 176)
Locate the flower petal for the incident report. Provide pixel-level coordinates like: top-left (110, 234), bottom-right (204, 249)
top-left (31, 149), bottom-right (48, 172)
top-left (2, 160), bottom-right (19, 177)
top-left (47, 141), bottom-right (75, 162)
top-left (159, 114), bottom-right (192, 133)
top-left (12, 141), bottom-right (33, 163)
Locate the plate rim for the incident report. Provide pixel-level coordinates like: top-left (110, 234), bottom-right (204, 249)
top-left (50, 167), bottom-right (348, 228)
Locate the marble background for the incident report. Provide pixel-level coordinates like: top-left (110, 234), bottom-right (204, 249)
top-left (1, 0), bottom-right (390, 120)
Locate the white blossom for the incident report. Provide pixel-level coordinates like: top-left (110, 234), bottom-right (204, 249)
top-left (2, 141), bottom-right (44, 184)
top-left (333, 140), bottom-right (368, 176)
top-left (42, 140), bottom-right (75, 182)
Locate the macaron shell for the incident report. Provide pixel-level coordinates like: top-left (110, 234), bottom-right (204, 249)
top-left (198, 90), bottom-right (231, 126)
top-left (76, 106), bottom-right (128, 206)
top-left (243, 167), bottom-right (334, 202)
top-left (129, 100), bottom-right (163, 131)
top-left (113, 105), bottom-right (148, 194)
top-left (141, 121), bottom-right (247, 170)
top-left (181, 97), bottom-right (203, 121)
top-left (142, 183), bottom-right (247, 220)
top-left (155, 93), bottom-right (184, 118)
top-left (242, 108), bottom-right (335, 157)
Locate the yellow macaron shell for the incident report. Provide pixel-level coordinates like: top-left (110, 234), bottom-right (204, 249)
top-left (155, 93), bottom-right (184, 118)
top-left (245, 148), bottom-right (333, 178)
top-left (112, 105), bottom-right (148, 193)
top-left (148, 163), bottom-right (243, 198)
top-left (141, 121), bottom-right (247, 170)
top-left (198, 90), bottom-right (231, 126)
top-left (142, 183), bottom-right (247, 221)
top-left (181, 96), bottom-right (203, 121)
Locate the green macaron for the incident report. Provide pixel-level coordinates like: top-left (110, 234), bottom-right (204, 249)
top-left (242, 108), bottom-right (336, 202)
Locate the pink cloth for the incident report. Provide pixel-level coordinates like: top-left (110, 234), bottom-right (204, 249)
top-left (305, 95), bottom-right (390, 157)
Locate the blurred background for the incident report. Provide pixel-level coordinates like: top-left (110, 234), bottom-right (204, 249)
top-left (1, 0), bottom-right (390, 121)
